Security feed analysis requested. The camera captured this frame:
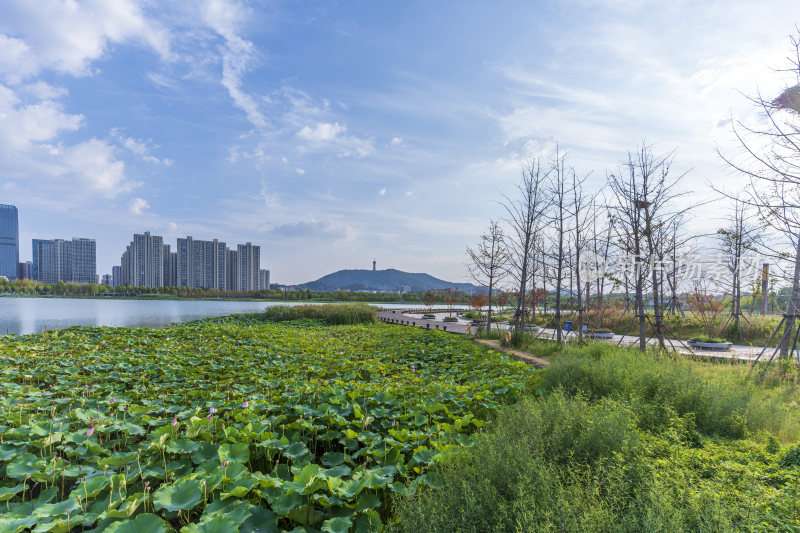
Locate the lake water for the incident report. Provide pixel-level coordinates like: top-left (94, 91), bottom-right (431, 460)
top-left (0, 298), bottom-right (425, 335)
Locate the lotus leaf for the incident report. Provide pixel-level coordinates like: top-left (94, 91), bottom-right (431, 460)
top-left (103, 513), bottom-right (173, 533)
top-left (153, 480), bottom-right (204, 512)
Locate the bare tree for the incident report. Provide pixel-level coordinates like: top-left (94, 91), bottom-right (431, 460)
top-left (569, 167), bottom-right (594, 339)
top-left (718, 30), bottom-right (800, 357)
top-left (503, 160), bottom-right (549, 331)
top-left (547, 149), bottom-right (570, 342)
top-left (467, 220), bottom-right (509, 333)
top-left (717, 198), bottom-right (759, 340)
top-left (608, 143), bottom-right (691, 351)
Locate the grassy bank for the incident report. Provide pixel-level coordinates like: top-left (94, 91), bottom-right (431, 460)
top-left (391, 343), bottom-right (800, 532)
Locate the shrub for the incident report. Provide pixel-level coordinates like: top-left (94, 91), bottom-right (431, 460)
top-left (390, 393), bottom-right (767, 532)
top-left (538, 343), bottom-right (800, 439)
top-left (780, 444), bottom-right (800, 468)
top-left (262, 303), bottom-right (375, 325)
top-left (689, 336), bottom-right (728, 344)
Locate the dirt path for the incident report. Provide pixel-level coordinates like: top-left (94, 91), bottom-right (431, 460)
top-left (473, 338), bottom-right (549, 368)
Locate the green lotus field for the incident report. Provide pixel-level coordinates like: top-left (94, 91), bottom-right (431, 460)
top-left (0, 314), bottom-right (534, 532)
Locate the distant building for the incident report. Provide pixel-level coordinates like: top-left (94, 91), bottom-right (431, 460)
top-left (0, 204), bottom-right (19, 280)
top-left (259, 268), bottom-right (270, 291)
top-left (237, 242), bottom-right (260, 291)
top-left (71, 238), bottom-right (97, 283)
top-left (177, 236), bottom-right (229, 289)
top-left (120, 232), bottom-right (164, 287)
top-left (112, 265), bottom-right (121, 287)
top-left (227, 249), bottom-right (238, 291)
top-left (101, 274), bottom-right (112, 285)
top-left (32, 237), bottom-right (96, 284)
top-left (162, 244), bottom-right (179, 287)
top-left (18, 261), bottom-right (33, 280)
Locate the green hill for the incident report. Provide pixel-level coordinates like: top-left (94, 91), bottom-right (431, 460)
top-left (299, 268), bottom-right (482, 293)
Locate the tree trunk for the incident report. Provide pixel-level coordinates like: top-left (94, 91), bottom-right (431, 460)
top-left (779, 234), bottom-right (800, 356)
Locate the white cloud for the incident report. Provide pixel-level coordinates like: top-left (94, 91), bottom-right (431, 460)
top-left (295, 168), bottom-right (305, 175)
top-left (265, 219), bottom-right (355, 241)
top-left (201, 0), bottom-right (267, 130)
top-left (60, 139), bottom-right (129, 194)
top-left (378, 187), bottom-right (387, 196)
top-left (0, 84), bottom-right (133, 197)
top-left (110, 128), bottom-right (172, 165)
top-left (146, 72), bottom-right (178, 90)
top-left (295, 121), bottom-right (373, 158)
top-left (390, 136), bottom-right (403, 145)
top-left (297, 122), bottom-right (346, 142)
top-left (0, 0), bottom-right (172, 84)
top-left (405, 191), bottom-right (413, 197)
top-left (129, 197), bottom-right (149, 215)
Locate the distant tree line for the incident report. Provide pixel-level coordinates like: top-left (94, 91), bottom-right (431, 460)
top-left (0, 278), bottom-right (463, 303)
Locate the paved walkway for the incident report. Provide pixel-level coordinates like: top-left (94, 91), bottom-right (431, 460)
top-left (377, 309), bottom-right (776, 364)
top-left (376, 310), bottom-right (469, 334)
top-left (473, 339), bottom-right (549, 367)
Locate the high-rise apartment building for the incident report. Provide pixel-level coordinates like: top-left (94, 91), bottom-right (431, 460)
top-left (101, 274), bottom-right (112, 285)
top-left (120, 232), bottom-right (163, 287)
top-left (32, 238), bottom-right (96, 284)
top-left (237, 242), bottom-right (260, 291)
top-left (0, 204), bottom-right (19, 280)
top-left (18, 261), bottom-right (33, 280)
top-left (72, 238), bottom-right (96, 283)
top-left (259, 269), bottom-right (270, 291)
top-left (112, 265), bottom-right (121, 287)
top-left (162, 244), bottom-right (177, 288)
top-left (32, 239), bottom-right (84, 283)
top-left (177, 236), bottom-right (229, 289)
top-left (227, 249), bottom-right (238, 291)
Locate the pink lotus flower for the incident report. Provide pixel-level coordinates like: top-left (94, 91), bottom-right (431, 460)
top-left (243, 401), bottom-right (249, 408)
top-left (109, 397), bottom-right (115, 404)
top-left (339, 351), bottom-right (343, 355)
top-left (87, 427), bottom-right (94, 437)
top-left (222, 460), bottom-right (228, 468)
top-left (209, 407), bottom-right (217, 414)
top-left (171, 417), bottom-right (178, 427)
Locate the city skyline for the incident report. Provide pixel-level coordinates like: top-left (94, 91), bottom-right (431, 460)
top-left (2, 203), bottom-right (273, 288)
top-left (1, 2), bottom-right (799, 283)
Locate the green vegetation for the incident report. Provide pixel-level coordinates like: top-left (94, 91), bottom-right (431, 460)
top-left (391, 343), bottom-right (800, 531)
top-left (262, 303), bottom-right (377, 325)
top-left (689, 336), bottom-right (730, 344)
top-left (0, 316), bottom-right (532, 531)
top-left (0, 278), bottom-right (424, 303)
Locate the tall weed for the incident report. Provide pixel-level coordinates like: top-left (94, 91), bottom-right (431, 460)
top-left (262, 303), bottom-right (376, 324)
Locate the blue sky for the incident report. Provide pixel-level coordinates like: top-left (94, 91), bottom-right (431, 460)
top-left (0, 0), bottom-right (797, 283)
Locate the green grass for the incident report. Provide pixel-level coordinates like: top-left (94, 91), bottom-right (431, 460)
top-left (540, 343), bottom-right (800, 441)
top-left (262, 303), bottom-right (377, 324)
top-left (390, 392), bottom-right (800, 532)
top-left (391, 343), bottom-right (800, 532)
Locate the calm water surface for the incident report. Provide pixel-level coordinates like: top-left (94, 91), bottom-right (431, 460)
top-left (0, 298), bottom-right (419, 335)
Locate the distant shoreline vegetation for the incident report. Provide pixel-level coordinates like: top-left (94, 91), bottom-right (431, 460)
top-left (0, 279), bottom-right (422, 303)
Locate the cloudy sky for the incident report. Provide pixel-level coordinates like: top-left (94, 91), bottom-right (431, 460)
top-left (1, 0), bottom-right (797, 284)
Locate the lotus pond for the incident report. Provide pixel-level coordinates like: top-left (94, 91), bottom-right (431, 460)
top-left (0, 314), bottom-right (534, 532)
